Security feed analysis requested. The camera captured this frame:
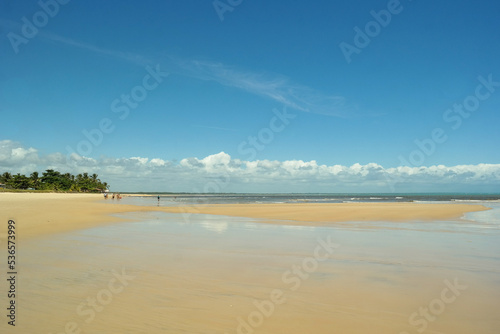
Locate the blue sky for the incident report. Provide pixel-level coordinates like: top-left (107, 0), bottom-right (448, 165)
top-left (1, 0), bottom-right (500, 192)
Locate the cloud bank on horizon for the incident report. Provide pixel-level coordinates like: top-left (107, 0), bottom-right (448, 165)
top-left (1, 140), bottom-right (499, 193)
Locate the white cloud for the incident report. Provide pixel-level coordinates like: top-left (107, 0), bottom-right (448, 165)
top-left (0, 19), bottom-right (151, 67)
top-left (0, 24), bottom-right (352, 117)
top-left (0, 140), bottom-right (38, 164)
top-left (0, 140), bottom-right (39, 174)
top-left (1, 140), bottom-right (499, 192)
top-left (174, 58), bottom-right (351, 117)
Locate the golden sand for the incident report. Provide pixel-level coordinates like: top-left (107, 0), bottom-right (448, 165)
top-left (0, 193), bottom-right (498, 334)
top-left (0, 193), bottom-right (489, 238)
top-left (170, 202), bottom-right (489, 225)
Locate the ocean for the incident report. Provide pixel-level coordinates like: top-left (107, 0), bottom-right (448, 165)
top-left (117, 192), bottom-right (500, 206)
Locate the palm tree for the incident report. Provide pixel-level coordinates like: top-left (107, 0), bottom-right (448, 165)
top-left (9, 173), bottom-right (31, 189)
top-left (30, 172), bottom-right (40, 189)
top-left (0, 170), bottom-right (110, 193)
top-left (41, 169), bottom-right (61, 190)
top-left (1, 172), bottom-right (12, 184)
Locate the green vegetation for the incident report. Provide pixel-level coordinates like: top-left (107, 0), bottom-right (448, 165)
top-left (0, 170), bottom-right (109, 192)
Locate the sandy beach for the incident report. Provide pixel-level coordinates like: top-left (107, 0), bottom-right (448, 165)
top-left (0, 193), bottom-right (133, 239)
top-left (0, 192), bottom-right (489, 238)
top-left (1, 193), bottom-right (499, 334)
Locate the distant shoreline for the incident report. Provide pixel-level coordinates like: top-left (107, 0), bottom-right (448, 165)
top-left (0, 189), bottom-right (103, 193)
top-left (123, 192), bottom-right (500, 204)
top-left (0, 192), bottom-right (491, 240)
top-left (3, 189), bottom-right (498, 199)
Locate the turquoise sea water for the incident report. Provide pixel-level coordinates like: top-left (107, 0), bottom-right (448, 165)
top-left (116, 193), bottom-right (500, 206)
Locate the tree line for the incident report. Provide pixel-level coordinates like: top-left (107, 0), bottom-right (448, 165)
top-left (0, 170), bottom-right (109, 192)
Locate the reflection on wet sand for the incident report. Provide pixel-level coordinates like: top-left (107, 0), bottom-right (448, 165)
top-left (3, 209), bottom-right (500, 334)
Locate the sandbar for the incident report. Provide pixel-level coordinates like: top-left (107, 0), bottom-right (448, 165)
top-left (0, 192), bottom-right (489, 238)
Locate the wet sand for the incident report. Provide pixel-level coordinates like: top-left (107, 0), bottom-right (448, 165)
top-left (0, 193), bottom-right (131, 239)
top-left (173, 202), bottom-right (491, 225)
top-left (0, 193), bottom-right (499, 333)
top-left (0, 193), bottom-right (489, 238)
